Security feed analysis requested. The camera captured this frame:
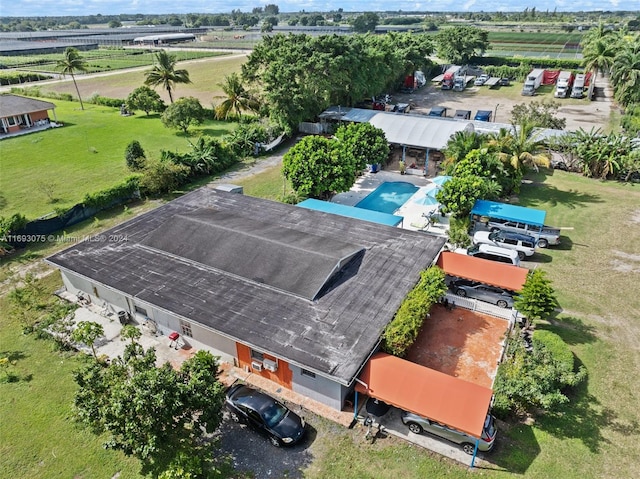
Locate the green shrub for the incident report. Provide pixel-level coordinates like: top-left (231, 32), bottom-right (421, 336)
top-left (447, 216), bottom-right (472, 248)
top-left (0, 213), bottom-right (29, 236)
top-left (493, 327), bottom-right (586, 417)
top-left (125, 140), bottom-right (146, 171)
top-left (382, 267), bottom-right (447, 357)
top-left (139, 159), bottom-right (190, 196)
top-left (87, 94), bottom-right (125, 108)
top-left (532, 329), bottom-right (579, 384)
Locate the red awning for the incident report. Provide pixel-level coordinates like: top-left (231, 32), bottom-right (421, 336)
top-left (437, 251), bottom-right (528, 292)
top-left (356, 352), bottom-right (493, 438)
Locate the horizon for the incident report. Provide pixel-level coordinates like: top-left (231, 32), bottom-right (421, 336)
top-left (2, 1), bottom-right (639, 18)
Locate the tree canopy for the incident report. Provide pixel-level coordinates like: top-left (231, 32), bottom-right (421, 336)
top-left (126, 85), bottom-right (165, 116)
top-left (74, 347), bottom-right (226, 477)
top-left (282, 135), bottom-right (357, 200)
top-left (161, 97), bottom-right (204, 134)
top-left (334, 122), bottom-right (389, 171)
top-left (435, 26), bottom-right (490, 64)
top-left (513, 269), bottom-right (559, 322)
top-left (352, 12), bottom-right (379, 33)
top-left (242, 32), bottom-right (433, 130)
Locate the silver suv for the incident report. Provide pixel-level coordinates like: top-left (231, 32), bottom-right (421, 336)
top-left (473, 230), bottom-right (536, 260)
top-left (401, 411), bottom-right (497, 454)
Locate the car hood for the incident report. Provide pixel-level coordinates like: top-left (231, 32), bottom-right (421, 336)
top-left (271, 411), bottom-right (305, 441)
top-left (473, 231), bottom-right (491, 242)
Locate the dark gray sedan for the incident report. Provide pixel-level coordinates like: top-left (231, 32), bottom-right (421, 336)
top-left (450, 279), bottom-right (514, 308)
top-left (225, 383), bottom-right (306, 447)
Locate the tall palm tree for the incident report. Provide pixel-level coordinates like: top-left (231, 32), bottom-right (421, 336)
top-left (56, 47), bottom-right (87, 110)
top-left (582, 37), bottom-right (617, 80)
top-left (214, 73), bottom-right (260, 120)
top-left (610, 35), bottom-right (640, 107)
top-left (144, 50), bottom-right (191, 104)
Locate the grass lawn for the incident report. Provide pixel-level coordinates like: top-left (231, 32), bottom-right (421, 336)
top-left (0, 272), bottom-right (143, 479)
top-left (0, 100), bottom-right (236, 219)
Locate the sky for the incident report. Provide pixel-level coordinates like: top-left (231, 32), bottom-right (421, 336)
top-left (1, 0), bottom-right (636, 18)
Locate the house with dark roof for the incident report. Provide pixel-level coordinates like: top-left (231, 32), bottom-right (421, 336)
top-left (0, 94), bottom-right (57, 137)
top-left (46, 188), bottom-right (446, 409)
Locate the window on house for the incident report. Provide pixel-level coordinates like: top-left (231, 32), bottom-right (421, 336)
top-left (250, 349), bottom-right (264, 362)
top-left (301, 369), bottom-right (316, 379)
top-left (7, 116), bottom-right (15, 126)
top-left (134, 305), bottom-right (148, 316)
top-left (180, 321), bottom-right (192, 337)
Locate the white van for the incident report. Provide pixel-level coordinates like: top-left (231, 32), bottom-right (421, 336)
top-left (467, 243), bottom-right (521, 266)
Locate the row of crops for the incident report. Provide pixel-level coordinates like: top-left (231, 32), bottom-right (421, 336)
top-left (0, 48), bottom-right (226, 73)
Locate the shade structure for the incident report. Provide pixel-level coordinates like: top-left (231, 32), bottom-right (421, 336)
top-left (436, 251), bottom-right (528, 292)
top-left (356, 352), bottom-right (493, 439)
top-left (431, 175), bottom-right (452, 186)
top-left (412, 194), bottom-right (439, 207)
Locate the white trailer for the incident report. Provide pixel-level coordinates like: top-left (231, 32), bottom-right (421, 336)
top-left (571, 74), bottom-right (586, 99)
top-left (521, 68), bottom-right (545, 96)
top-left (554, 71), bottom-right (574, 98)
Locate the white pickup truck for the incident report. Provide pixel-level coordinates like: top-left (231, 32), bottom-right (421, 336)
top-left (487, 219), bottom-right (561, 248)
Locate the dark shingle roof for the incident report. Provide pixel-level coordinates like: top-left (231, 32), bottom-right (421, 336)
top-left (0, 94), bottom-right (55, 118)
top-left (47, 188), bottom-right (446, 384)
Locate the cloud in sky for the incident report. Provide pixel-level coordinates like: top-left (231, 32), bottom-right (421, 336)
top-left (2, 0), bottom-right (638, 17)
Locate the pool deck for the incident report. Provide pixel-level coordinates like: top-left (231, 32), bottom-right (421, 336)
top-left (332, 170), bottom-right (450, 237)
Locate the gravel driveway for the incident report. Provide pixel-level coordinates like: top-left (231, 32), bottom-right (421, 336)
top-left (215, 410), bottom-right (317, 479)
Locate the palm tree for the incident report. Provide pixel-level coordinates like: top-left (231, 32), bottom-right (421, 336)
top-left (582, 37), bottom-right (617, 81)
top-left (56, 47), bottom-right (87, 110)
top-left (441, 130), bottom-right (484, 169)
top-left (489, 122), bottom-right (550, 172)
top-left (144, 50), bottom-right (191, 104)
top-left (610, 36), bottom-right (640, 107)
top-left (214, 72), bottom-right (260, 120)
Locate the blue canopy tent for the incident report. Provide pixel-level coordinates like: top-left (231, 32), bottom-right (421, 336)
top-left (471, 200), bottom-right (546, 227)
top-left (297, 199), bottom-right (404, 227)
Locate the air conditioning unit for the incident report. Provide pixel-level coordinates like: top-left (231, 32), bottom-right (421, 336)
top-left (251, 360), bottom-right (263, 372)
top-left (263, 358), bottom-right (278, 372)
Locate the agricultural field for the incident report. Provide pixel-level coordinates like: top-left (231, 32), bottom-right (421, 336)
top-left (0, 47), bottom-right (227, 73)
top-left (487, 31), bottom-right (584, 58)
top-left (38, 53), bottom-right (247, 108)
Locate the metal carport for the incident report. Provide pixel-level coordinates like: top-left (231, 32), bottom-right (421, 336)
top-left (355, 352), bottom-right (493, 439)
top-left (436, 251), bottom-right (528, 292)
top-left (471, 199), bottom-right (546, 227)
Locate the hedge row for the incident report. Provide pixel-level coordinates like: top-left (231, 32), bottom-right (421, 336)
top-left (382, 266), bottom-right (447, 357)
top-left (83, 176), bottom-right (140, 209)
top-left (0, 72), bottom-right (51, 85)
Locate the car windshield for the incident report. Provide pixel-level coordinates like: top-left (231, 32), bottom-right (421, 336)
top-left (261, 402), bottom-right (288, 428)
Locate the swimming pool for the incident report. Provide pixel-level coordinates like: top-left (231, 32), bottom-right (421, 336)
top-left (355, 181), bottom-right (419, 214)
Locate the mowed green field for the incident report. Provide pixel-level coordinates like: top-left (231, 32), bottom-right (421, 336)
top-left (0, 100), bottom-right (236, 219)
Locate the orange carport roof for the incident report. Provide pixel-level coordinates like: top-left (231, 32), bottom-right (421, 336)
top-left (437, 251), bottom-right (528, 292)
top-left (356, 352), bottom-right (493, 438)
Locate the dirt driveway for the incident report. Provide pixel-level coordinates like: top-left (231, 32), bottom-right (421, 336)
top-left (393, 78), bottom-right (615, 131)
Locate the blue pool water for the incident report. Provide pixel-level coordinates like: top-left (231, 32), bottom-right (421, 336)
top-left (355, 181), bottom-right (419, 214)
